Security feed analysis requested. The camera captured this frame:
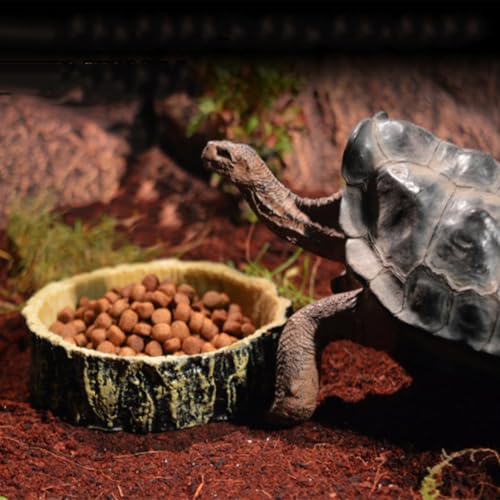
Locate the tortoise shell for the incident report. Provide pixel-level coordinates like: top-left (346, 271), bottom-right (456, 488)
top-left (340, 112), bottom-right (500, 356)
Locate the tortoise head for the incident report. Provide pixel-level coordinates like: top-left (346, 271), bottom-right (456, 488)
top-left (202, 140), bottom-right (267, 188)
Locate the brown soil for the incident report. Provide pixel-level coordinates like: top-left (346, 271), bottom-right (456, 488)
top-left (2, 152), bottom-right (500, 499)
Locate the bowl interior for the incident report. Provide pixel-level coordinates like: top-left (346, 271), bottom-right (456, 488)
top-left (27, 258), bottom-right (290, 354)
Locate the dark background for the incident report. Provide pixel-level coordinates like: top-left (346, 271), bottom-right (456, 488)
top-left (0, 1), bottom-right (497, 97)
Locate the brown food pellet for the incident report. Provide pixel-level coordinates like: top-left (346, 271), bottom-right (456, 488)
top-left (177, 283), bottom-right (196, 300)
top-left (65, 336), bottom-right (77, 345)
top-left (109, 298), bottom-right (129, 318)
top-left (126, 334), bottom-right (145, 352)
top-left (119, 284), bottom-right (134, 298)
top-left (49, 321), bottom-right (65, 335)
top-left (60, 323), bottom-right (77, 338)
top-left (104, 291), bottom-right (120, 304)
top-left (74, 333), bottom-right (88, 347)
top-left (133, 322), bottom-right (152, 337)
top-left (90, 328), bottom-right (107, 345)
top-left (192, 304), bottom-right (211, 317)
top-left (130, 284), bottom-right (146, 302)
top-left (142, 274), bottom-right (159, 292)
top-left (151, 308), bottom-right (171, 325)
top-left (163, 337), bottom-right (181, 354)
top-left (151, 323), bottom-right (172, 343)
top-left (200, 318), bottom-right (218, 341)
top-left (213, 333), bottom-right (237, 349)
top-left (61, 276), bottom-right (259, 357)
top-left (78, 296), bottom-right (90, 307)
top-left (145, 340), bottom-right (163, 356)
top-left (70, 319), bottom-right (86, 334)
top-left (202, 291), bottom-right (223, 310)
top-left (85, 325), bottom-right (95, 338)
top-left (174, 292), bottom-right (190, 306)
top-left (95, 312), bottom-right (113, 329)
top-left (95, 298), bottom-right (110, 313)
top-left (228, 303), bottom-right (242, 314)
top-left (201, 342), bottom-right (216, 353)
top-left (107, 325), bottom-right (126, 346)
top-left (222, 319), bottom-right (242, 337)
top-left (97, 341), bottom-right (116, 354)
top-left (191, 300), bottom-right (203, 311)
top-left (173, 303), bottom-right (191, 322)
top-left (171, 320), bottom-right (190, 341)
top-left (134, 301), bottom-right (154, 320)
top-left (227, 310), bottom-right (243, 323)
top-left (204, 291), bottom-right (230, 309)
top-left (188, 311), bottom-right (205, 334)
top-left (57, 307), bottom-right (75, 323)
top-left (83, 308), bottom-right (96, 325)
top-left (211, 309), bottom-right (228, 327)
top-left (119, 309), bottom-right (138, 333)
top-left (119, 346), bottom-right (136, 357)
top-left (151, 290), bottom-right (171, 308)
top-left (158, 282), bottom-right (176, 297)
top-left (241, 322), bottom-right (256, 336)
top-left (182, 336), bottom-right (203, 355)
top-left (74, 306), bottom-right (86, 319)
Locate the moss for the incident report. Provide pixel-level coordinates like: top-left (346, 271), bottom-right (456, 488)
top-left (1, 193), bottom-right (160, 307)
top-left (420, 448), bottom-right (500, 499)
top-left (233, 240), bottom-right (319, 311)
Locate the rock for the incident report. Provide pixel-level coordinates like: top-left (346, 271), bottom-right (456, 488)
top-left (128, 147), bottom-right (223, 226)
top-left (154, 92), bottom-right (212, 178)
top-left (283, 56), bottom-right (500, 194)
top-left (0, 95), bottom-right (130, 227)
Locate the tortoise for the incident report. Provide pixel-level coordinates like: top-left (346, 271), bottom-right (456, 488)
top-left (202, 112), bottom-right (500, 423)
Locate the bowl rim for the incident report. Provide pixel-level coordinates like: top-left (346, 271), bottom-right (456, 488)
top-left (22, 258), bottom-right (292, 366)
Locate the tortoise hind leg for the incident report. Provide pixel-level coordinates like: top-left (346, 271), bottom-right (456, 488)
top-left (269, 288), bottom-right (363, 424)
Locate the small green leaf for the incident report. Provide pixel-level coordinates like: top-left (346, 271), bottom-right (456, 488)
top-left (198, 97), bottom-right (218, 115)
top-left (209, 172), bottom-right (222, 188)
top-left (186, 113), bottom-right (205, 137)
top-left (245, 115), bottom-right (259, 135)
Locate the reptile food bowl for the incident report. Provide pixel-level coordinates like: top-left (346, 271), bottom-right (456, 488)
top-left (22, 259), bottom-right (291, 432)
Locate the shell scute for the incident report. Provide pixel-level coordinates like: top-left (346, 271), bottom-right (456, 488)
top-left (398, 267), bottom-right (452, 332)
top-left (341, 113), bottom-right (500, 355)
top-left (374, 116), bottom-right (438, 166)
top-left (439, 291), bottom-right (499, 351)
top-left (426, 190), bottom-right (500, 295)
top-left (341, 118), bottom-right (384, 186)
top-left (370, 163), bottom-right (453, 278)
top-left (430, 141), bottom-right (500, 192)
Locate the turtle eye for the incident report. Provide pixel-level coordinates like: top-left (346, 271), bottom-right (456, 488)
top-left (216, 146), bottom-right (232, 161)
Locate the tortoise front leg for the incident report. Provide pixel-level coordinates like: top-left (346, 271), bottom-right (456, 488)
top-left (269, 288), bottom-right (362, 424)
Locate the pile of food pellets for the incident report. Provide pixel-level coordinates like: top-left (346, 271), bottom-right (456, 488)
top-left (49, 274), bottom-right (257, 357)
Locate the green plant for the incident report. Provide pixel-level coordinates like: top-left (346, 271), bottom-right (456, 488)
top-left (188, 61), bottom-right (304, 180)
top-left (420, 448), bottom-right (500, 500)
top-left (0, 194), bottom-right (160, 311)
top-left (230, 240), bottom-right (319, 311)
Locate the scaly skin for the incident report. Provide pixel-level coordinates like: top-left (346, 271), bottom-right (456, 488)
top-left (202, 141), bottom-right (361, 423)
top-left (269, 289), bottom-right (362, 423)
top-left (202, 141), bottom-right (345, 261)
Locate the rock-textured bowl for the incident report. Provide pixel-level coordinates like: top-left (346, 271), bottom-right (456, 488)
top-left (22, 259), bottom-right (291, 432)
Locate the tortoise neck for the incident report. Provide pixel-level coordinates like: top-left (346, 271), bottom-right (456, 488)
top-left (239, 172), bottom-right (345, 261)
